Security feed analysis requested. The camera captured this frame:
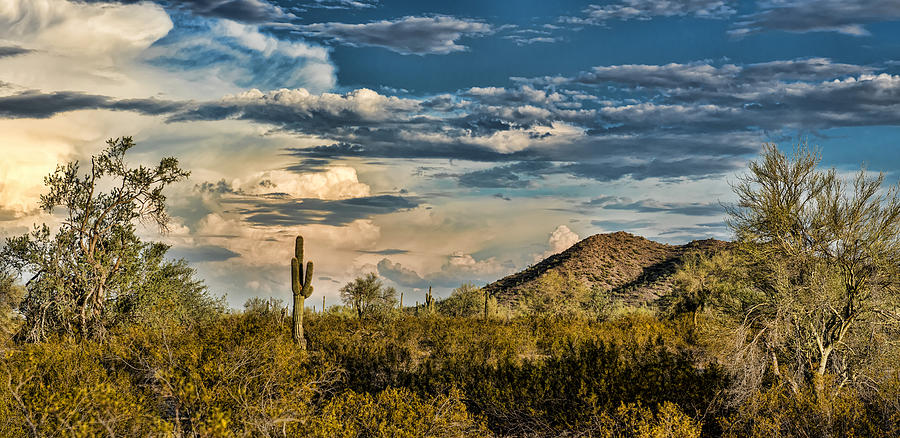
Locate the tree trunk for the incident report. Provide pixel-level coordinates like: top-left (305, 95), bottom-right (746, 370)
top-left (814, 345), bottom-right (833, 403)
top-left (292, 293), bottom-right (307, 349)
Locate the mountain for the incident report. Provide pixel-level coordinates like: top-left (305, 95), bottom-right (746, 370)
top-left (484, 231), bottom-right (728, 306)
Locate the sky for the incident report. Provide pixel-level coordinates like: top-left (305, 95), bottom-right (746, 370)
top-left (2, 0), bottom-right (900, 307)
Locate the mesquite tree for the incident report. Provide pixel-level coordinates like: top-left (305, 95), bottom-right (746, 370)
top-left (1, 137), bottom-right (189, 340)
top-left (291, 235), bottom-right (314, 348)
top-left (725, 143), bottom-right (900, 400)
top-left (339, 273), bottom-right (396, 318)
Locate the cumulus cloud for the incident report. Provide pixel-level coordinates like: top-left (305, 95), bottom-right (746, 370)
top-left (298, 16), bottom-right (493, 55)
top-left (0, 0), bottom-right (173, 60)
top-left (562, 0), bottom-right (735, 24)
top-left (234, 167), bottom-right (371, 199)
top-left (532, 225), bottom-right (580, 262)
top-left (731, 0), bottom-right (900, 37)
top-left (171, 87), bottom-right (420, 128)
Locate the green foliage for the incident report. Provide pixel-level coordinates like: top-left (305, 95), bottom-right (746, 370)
top-left (0, 270), bottom-right (24, 341)
top-left (516, 271), bottom-right (608, 318)
top-left (0, 137), bottom-right (189, 340)
top-left (339, 273), bottom-right (398, 318)
top-left (0, 338), bottom-right (169, 436)
top-left (112, 243), bottom-right (225, 331)
top-left (437, 283), bottom-right (497, 318)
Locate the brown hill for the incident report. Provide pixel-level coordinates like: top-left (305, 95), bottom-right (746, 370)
top-left (484, 231), bottom-right (728, 306)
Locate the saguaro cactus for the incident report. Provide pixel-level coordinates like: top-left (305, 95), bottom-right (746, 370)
top-left (291, 235), bottom-right (314, 348)
top-left (425, 286), bottom-right (434, 314)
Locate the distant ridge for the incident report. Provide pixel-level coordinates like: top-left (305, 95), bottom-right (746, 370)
top-left (484, 231), bottom-right (728, 306)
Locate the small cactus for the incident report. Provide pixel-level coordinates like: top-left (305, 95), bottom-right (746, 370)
top-left (291, 235), bottom-right (314, 348)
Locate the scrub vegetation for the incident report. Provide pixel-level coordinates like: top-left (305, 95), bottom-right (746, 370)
top-left (0, 140), bottom-right (898, 437)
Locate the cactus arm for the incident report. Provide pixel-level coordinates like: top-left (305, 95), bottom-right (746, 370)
top-left (302, 261), bottom-right (314, 298)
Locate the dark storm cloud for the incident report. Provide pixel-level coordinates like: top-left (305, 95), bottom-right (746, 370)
top-left (296, 16), bottom-right (492, 55)
top-left (168, 245), bottom-right (241, 262)
top-left (586, 196), bottom-right (723, 216)
top-left (454, 162), bottom-right (554, 189)
top-left (377, 258), bottom-right (429, 288)
top-left (731, 0), bottom-right (900, 37)
top-left (0, 46), bottom-right (32, 58)
top-left (0, 90), bottom-right (182, 119)
top-left (357, 248), bottom-right (409, 255)
top-left (230, 195), bottom-right (420, 226)
top-left (564, 156), bottom-right (742, 181)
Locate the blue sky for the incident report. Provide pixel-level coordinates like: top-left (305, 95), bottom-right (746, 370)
top-left (1, 0), bottom-right (900, 306)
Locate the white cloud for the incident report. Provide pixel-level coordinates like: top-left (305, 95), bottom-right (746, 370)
top-left (221, 87), bottom-right (420, 119)
top-left (235, 167), bottom-right (371, 199)
top-left (534, 225), bottom-right (580, 262)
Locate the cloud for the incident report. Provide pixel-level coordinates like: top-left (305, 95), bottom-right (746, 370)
top-left (146, 19), bottom-right (336, 93)
top-left (231, 195), bottom-right (420, 227)
top-left (357, 248), bottom-right (408, 255)
top-left (297, 16), bottom-right (492, 55)
top-left (170, 87), bottom-right (420, 129)
top-left (234, 167), bottom-right (371, 199)
top-left (168, 244), bottom-right (241, 262)
top-left (305, 0), bottom-right (379, 9)
top-left (453, 162), bottom-right (553, 188)
top-left (533, 224), bottom-right (580, 262)
top-left (0, 90), bottom-right (181, 119)
top-left (591, 219), bottom-right (657, 230)
top-left (0, 46), bottom-right (32, 58)
top-left (731, 0), bottom-right (900, 37)
top-left (562, 58), bottom-right (870, 89)
top-left (377, 251), bottom-right (511, 289)
top-left (0, 0), bottom-right (173, 61)
top-left (158, 0), bottom-right (292, 23)
top-left (501, 28), bottom-right (562, 46)
top-left (586, 196), bottom-right (723, 216)
top-left (562, 0), bottom-right (735, 24)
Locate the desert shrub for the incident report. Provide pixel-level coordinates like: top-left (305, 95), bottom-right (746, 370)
top-left (0, 339), bottom-right (168, 436)
top-left (437, 283), bottom-right (497, 318)
top-left (588, 402), bottom-right (703, 438)
top-left (309, 387), bottom-right (489, 437)
top-left (719, 384), bottom-right (899, 437)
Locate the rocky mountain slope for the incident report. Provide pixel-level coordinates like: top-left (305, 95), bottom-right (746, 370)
top-left (484, 231), bottom-right (728, 306)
